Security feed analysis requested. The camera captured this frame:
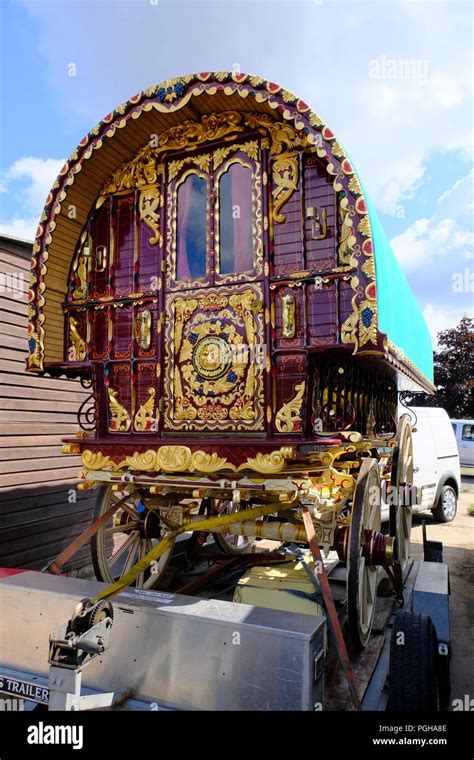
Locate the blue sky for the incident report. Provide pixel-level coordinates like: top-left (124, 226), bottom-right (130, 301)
top-left (0, 0), bottom-right (472, 342)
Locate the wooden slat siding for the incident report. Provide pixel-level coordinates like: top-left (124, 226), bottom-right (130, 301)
top-left (0, 235), bottom-right (98, 572)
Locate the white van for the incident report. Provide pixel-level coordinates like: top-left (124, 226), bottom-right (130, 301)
top-left (451, 419), bottom-right (474, 472)
top-left (381, 407), bottom-right (461, 523)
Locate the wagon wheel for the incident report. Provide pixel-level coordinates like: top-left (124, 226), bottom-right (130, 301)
top-left (347, 457), bottom-right (381, 650)
top-left (390, 414), bottom-right (414, 572)
top-left (91, 485), bottom-right (175, 589)
top-left (211, 500), bottom-right (255, 554)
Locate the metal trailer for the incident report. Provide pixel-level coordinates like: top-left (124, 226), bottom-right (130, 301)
top-left (0, 531), bottom-right (450, 713)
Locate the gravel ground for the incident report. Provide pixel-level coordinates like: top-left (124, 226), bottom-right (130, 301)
top-left (410, 476), bottom-right (474, 710)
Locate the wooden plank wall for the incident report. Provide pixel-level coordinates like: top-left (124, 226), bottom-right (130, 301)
top-left (0, 235), bottom-right (97, 571)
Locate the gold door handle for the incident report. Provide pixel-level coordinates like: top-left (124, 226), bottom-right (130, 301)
top-left (282, 294), bottom-right (296, 339)
top-left (135, 309), bottom-right (152, 350)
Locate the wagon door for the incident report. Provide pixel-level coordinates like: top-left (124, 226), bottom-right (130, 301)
top-left (162, 142), bottom-right (269, 435)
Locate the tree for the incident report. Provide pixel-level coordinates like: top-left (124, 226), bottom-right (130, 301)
top-left (431, 316), bottom-right (474, 418)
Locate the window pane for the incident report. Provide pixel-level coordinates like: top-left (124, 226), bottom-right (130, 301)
top-left (219, 163), bottom-right (253, 275)
top-left (462, 424), bottom-right (473, 441)
top-left (176, 173), bottom-right (207, 280)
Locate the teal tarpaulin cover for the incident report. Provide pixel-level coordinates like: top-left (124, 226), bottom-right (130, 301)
top-left (356, 178), bottom-right (434, 384)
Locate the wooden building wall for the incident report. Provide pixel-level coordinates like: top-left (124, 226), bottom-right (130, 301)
top-left (0, 234), bottom-right (96, 571)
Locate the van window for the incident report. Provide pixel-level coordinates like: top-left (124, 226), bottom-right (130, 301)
top-left (462, 424), bottom-right (474, 441)
top-left (451, 423), bottom-right (457, 435)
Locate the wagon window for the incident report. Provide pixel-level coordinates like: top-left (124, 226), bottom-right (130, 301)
top-left (218, 162), bottom-right (253, 275)
top-left (176, 172), bottom-right (208, 280)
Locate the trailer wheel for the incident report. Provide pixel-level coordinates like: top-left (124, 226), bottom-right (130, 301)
top-left (347, 458), bottom-right (381, 651)
top-left (432, 485), bottom-right (457, 523)
top-left (388, 610), bottom-right (439, 711)
top-left (91, 485), bottom-right (175, 589)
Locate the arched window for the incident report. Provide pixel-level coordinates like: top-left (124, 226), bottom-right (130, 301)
top-left (218, 161), bottom-right (253, 275)
top-left (176, 172), bottom-right (208, 280)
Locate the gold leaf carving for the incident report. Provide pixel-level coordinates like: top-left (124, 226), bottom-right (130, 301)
top-left (244, 447), bottom-right (295, 474)
top-left (338, 197), bottom-right (357, 266)
top-left (156, 445), bottom-right (192, 471)
top-left (272, 153), bottom-right (299, 223)
top-left (107, 387), bottom-right (131, 432)
top-left (134, 386), bottom-right (156, 431)
top-left (213, 140), bottom-right (259, 169)
top-left (81, 450), bottom-right (116, 470)
top-left (275, 382), bottom-right (305, 433)
top-left (357, 214), bottom-right (371, 237)
top-left (138, 186), bottom-right (162, 245)
top-left (69, 315), bottom-right (86, 361)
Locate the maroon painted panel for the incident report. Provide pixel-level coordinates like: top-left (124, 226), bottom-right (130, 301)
top-left (304, 156), bottom-right (337, 271)
top-left (91, 307), bottom-right (109, 361)
top-left (306, 280), bottom-right (339, 346)
top-left (137, 217), bottom-right (161, 294)
top-left (105, 362), bottom-right (132, 433)
top-left (90, 201), bottom-right (110, 299)
top-left (273, 190), bottom-right (304, 276)
top-left (273, 353), bottom-right (308, 436)
top-left (133, 361), bottom-right (158, 433)
top-left (111, 304), bottom-right (133, 360)
top-left (113, 195), bottom-right (135, 297)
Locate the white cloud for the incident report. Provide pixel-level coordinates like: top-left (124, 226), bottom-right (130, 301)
top-left (3, 157), bottom-right (65, 213)
top-left (390, 170), bottom-right (474, 271)
top-left (16, 0), bottom-right (473, 215)
top-left (0, 157), bottom-right (64, 241)
top-left (0, 216), bottom-right (37, 241)
top-left (422, 304), bottom-right (472, 349)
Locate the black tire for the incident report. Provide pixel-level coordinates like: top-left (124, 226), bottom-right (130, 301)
top-left (432, 485), bottom-right (457, 523)
top-left (388, 611), bottom-right (439, 711)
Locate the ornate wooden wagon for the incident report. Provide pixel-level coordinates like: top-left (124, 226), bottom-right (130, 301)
top-left (27, 72), bottom-right (435, 651)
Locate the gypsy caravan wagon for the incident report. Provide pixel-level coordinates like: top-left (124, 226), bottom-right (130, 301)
top-left (26, 71), bottom-right (435, 654)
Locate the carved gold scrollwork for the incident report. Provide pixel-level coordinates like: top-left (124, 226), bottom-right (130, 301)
top-left (134, 386), bottom-right (156, 431)
top-left (272, 153), bottom-right (299, 224)
top-left (281, 294), bottom-right (296, 338)
top-left (100, 112), bottom-right (243, 196)
top-left (245, 114), bottom-right (303, 155)
top-left (213, 140), bottom-right (259, 169)
top-left (69, 315), bottom-right (86, 361)
top-left (168, 153), bottom-right (211, 182)
top-left (107, 387), bottom-right (131, 432)
top-left (275, 382), bottom-right (305, 433)
top-left (138, 186), bottom-right (162, 246)
top-left (72, 231), bottom-right (91, 300)
top-left (80, 445), bottom-right (297, 475)
top-left (338, 196), bottom-right (357, 266)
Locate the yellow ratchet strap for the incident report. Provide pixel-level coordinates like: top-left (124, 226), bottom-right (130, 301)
top-left (91, 502), bottom-right (281, 603)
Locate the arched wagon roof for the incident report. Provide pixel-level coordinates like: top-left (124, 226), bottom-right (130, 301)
top-left (26, 71), bottom-right (434, 391)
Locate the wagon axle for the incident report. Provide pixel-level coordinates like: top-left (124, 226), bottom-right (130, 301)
top-left (335, 527), bottom-right (395, 566)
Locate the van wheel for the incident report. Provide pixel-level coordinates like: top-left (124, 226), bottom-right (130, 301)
top-left (432, 485), bottom-right (457, 523)
top-left (388, 611), bottom-right (439, 711)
